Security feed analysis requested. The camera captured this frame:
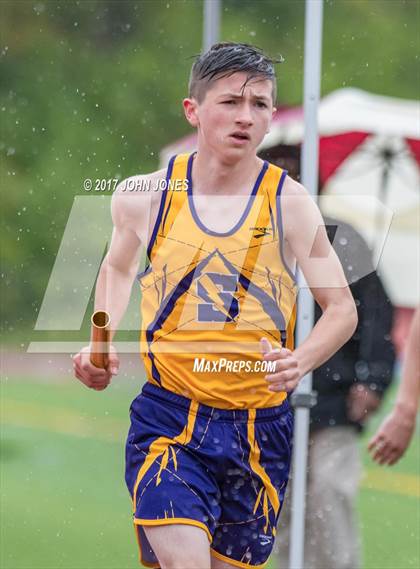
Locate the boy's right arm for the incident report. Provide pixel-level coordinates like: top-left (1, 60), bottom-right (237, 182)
top-left (72, 173), bottom-right (161, 390)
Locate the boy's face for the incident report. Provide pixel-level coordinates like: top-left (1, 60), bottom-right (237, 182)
top-left (183, 71), bottom-right (275, 161)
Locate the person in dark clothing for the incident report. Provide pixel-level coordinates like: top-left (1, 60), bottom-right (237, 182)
top-left (312, 218), bottom-right (395, 432)
top-left (275, 216), bottom-right (395, 569)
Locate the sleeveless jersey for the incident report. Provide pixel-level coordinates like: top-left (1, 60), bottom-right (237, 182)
top-left (138, 152), bottom-right (297, 409)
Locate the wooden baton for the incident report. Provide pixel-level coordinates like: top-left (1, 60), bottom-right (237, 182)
top-left (90, 310), bottom-right (110, 369)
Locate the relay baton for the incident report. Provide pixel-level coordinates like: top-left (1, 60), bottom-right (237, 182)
top-left (90, 310), bottom-right (110, 369)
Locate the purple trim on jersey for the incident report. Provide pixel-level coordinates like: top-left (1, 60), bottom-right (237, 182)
top-left (148, 350), bottom-right (162, 386)
top-left (161, 191), bottom-right (173, 234)
top-left (148, 155), bottom-right (176, 259)
top-left (186, 152), bottom-right (269, 237)
top-left (275, 170), bottom-right (297, 283)
top-left (268, 200), bottom-right (275, 240)
top-left (136, 155), bottom-right (176, 281)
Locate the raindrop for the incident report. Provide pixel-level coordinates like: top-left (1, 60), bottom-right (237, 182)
top-left (355, 360), bottom-right (369, 380)
top-left (33, 3), bottom-right (45, 15)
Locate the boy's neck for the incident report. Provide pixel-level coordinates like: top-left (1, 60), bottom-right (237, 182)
top-left (192, 148), bottom-right (263, 196)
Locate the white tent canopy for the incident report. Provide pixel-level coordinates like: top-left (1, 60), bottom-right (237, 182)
top-left (261, 87), bottom-right (420, 147)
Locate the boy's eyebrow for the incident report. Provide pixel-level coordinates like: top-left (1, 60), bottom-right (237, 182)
top-left (217, 92), bottom-right (270, 101)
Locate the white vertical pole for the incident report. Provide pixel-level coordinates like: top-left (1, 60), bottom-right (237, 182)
top-left (203, 0), bottom-right (221, 52)
top-left (289, 1), bottom-right (323, 569)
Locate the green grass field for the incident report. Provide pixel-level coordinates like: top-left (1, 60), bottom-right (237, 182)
top-left (1, 376), bottom-right (419, 569)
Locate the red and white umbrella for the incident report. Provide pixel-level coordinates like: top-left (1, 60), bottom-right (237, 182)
top-left (263, 88), bottom-right (420, 307)
top-left (162, 88), bottom-right (420, 307)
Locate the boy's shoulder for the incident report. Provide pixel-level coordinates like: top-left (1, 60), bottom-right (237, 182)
top-left (277, 174), bottom-right (321, 241)
top-left (111, 168), bottom-right (167, 229)
top-left (114, 168), bottom-right (168, 196)
top-left (281, 173), bottom-right (307, 197)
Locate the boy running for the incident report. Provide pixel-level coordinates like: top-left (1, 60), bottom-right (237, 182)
top-left (73, 42), bottom-right (357, 568)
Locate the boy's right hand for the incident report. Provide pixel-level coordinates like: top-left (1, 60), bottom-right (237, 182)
top-left (72, 345), bottom-right (119, 391)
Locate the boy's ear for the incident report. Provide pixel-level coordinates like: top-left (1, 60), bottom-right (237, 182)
top-left (183, 98), bottom-right (199, 127)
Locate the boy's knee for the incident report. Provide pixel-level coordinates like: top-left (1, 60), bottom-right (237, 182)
top-left (158, 552), bottom-right (209, 569)
top-left (143, 524), bottom-right (211, 569)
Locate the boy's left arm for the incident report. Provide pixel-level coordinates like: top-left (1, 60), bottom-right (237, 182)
top-left (263, 178), bottom-right (358, 392)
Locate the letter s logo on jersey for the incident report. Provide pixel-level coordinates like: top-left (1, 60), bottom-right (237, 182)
top-left (197, 272), bottom-right (239, 322)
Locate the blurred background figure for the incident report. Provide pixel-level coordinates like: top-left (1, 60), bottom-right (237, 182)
top-left (369, 305), bottom-right (419, 466)
top-left (275, 216), bottom-right (395, 569)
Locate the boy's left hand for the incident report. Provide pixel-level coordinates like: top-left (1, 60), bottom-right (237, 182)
top-left (260, 337), bottom-right (301, 392)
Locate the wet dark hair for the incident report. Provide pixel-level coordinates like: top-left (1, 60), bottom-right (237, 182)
top-left (188, 42), bottom-right (283, 103)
